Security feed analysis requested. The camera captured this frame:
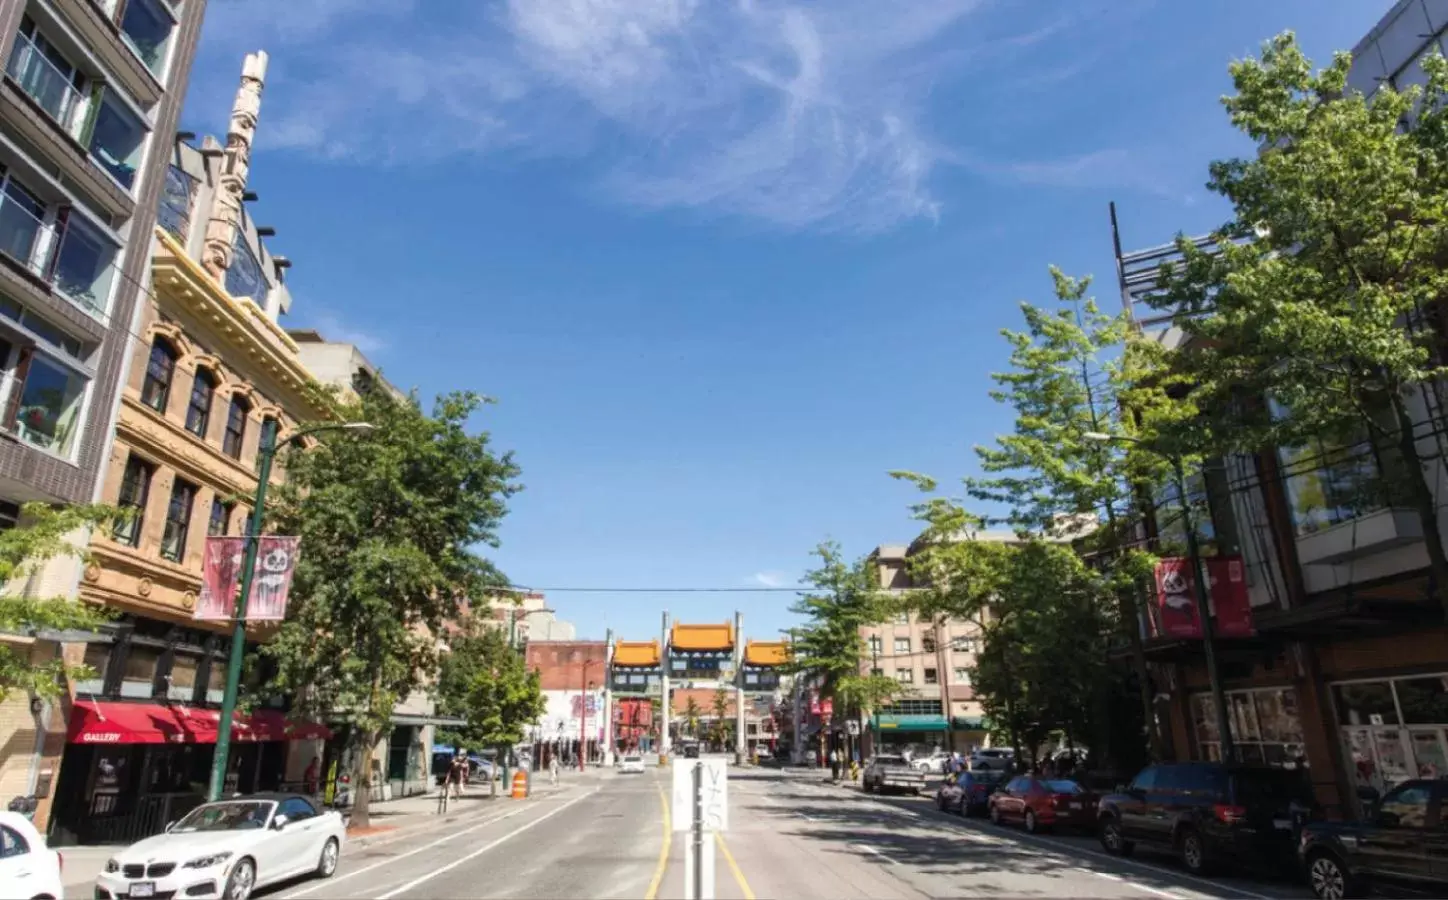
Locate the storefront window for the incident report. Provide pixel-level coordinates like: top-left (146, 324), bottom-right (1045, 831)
top-left (1394, 676), bottom-right (1448, 725)
top-left (205, 655), bottom-right (226, 703)
top-left (1332, 681), bottom-right (1399, 727)
top-left (76, 642), bottom-right (111, 695)
top-left (1193, 687), bottom-right (1305, 768)
top-left (167, 654), bottom-right (197, 702)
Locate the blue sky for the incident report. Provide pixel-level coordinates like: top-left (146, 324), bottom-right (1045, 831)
top-left (181, 0), bottom-right (1389, 646)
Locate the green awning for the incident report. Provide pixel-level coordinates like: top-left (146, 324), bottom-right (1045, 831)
top-left (872, 714), bottom-right (948, 732)
top-left (951, 716), bottom-right (989, 730)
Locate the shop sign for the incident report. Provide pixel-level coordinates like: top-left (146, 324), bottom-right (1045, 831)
top-left (1152, 556), bottom-right (1254, 639)
top-left (81, 732), bottom-right (122, 743)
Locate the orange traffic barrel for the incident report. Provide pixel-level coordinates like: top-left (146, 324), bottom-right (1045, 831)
top-left (511, 770), bottom-right (528, 799)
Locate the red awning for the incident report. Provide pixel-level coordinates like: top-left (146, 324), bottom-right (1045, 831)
top-left (67, 701), bottom-right (332, 746)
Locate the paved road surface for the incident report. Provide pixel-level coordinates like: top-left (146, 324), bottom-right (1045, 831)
top-left (172, 765), bottom-right (1312, 899)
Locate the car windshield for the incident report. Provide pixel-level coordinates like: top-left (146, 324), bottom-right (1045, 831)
top-left (1045, 780), bottom-right (1082, 794)
top-left (173, 801), bottom-right (273, 832)
top-left (624, 756), bottom-right (642, 763)
top-left (875, 755), bottom-right (907, 766)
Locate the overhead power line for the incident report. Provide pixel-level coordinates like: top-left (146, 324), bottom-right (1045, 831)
top-left (497, 586), bottom-right (811, 593)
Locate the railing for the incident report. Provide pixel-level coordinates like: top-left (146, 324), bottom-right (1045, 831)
top-left (5, 31), bottom-right (86, 138)
top-left (79, 790), bottom-right (204, 845)
top-left (0, 188), bottom-right (115, 316)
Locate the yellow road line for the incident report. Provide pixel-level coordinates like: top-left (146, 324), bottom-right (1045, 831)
top-left (644, 780), bottom-right (672, 900)
top-left (716, 833), bottom-right (756, 900)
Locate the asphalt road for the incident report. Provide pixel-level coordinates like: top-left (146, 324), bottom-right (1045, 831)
top-left (231, 763), bottom-right (1314, 899)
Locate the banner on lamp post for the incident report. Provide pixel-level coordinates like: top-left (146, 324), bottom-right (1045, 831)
top-left (1151, 555), bottom-right (1255, 640)
top-left (246, 536), bottom-right (301, 621)
top-left (196, 537), bottom-right (247, 621)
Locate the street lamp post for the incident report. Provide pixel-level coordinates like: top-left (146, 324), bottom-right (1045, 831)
top-left (206, 419), bottom-right (374, 802)
top-left (1083, 432), bottom-right (1236, 763)
top-left (581, 659), bottom-right (598, 772)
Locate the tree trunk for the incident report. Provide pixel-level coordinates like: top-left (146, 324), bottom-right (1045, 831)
top-left (349, 728), bottom-right (378, 830)
top-left (1390, 393), bottom-right (1448, 620)
top-left (1120, 587), bottom-right (1163, 760)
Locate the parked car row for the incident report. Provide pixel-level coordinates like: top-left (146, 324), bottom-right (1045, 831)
top-left (921, 760), bottom-right (1448, 899)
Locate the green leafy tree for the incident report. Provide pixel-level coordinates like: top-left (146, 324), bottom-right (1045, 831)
top-left (263, 389), bottom-right (521, 828)
top-left (1152, 34), bottom-right (1448, 617)
top-left (711, 687), bottom-right (730, 750)
top-left (785, 542), bottom-right (900, 730)
top-left (683, 697), bottom-right (702, 738)
top-left (0, 503), bottom-right (121, 701)
top-left (455, 627), bottom-right (546, 754)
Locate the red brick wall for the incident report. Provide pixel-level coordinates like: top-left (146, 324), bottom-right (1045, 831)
top-left (525, 641), bottom-right (608, 691)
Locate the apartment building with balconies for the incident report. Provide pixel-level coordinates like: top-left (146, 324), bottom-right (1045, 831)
top-left (1109, 0), bottom-right (1448, 822)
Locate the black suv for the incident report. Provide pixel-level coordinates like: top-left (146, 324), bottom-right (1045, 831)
top-left (1298, 778), bottom-right (1448, 899)
top-left (1097, 761), bottom-right (1315, 876)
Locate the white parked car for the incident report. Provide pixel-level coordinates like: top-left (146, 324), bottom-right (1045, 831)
top-left (969, 748), bottom-right (1015, 771)
top-left (0, 811), bottom-right (64, 900)
top-left (95, 793), bottom-right (345, 900)
top-left (619, 755), bottom-right (646, 774)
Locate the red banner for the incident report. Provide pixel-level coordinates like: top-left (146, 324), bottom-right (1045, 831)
top-left (196, 537), bottom-right (247, 621)
top-left (1152, 556), bottom-right (1254, 639)
top-left (247, 536), bottom-right (301, 621)
top-left (820, 698), bottom-right (833, 719)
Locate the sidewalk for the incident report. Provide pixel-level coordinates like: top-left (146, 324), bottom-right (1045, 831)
top-left (59, 768), bottom-right (606, 897)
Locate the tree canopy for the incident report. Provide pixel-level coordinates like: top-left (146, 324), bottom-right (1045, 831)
top-left (262, 387), bottom-right (521, 827)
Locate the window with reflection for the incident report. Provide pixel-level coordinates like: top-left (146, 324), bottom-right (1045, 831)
top-left (185, 369), bottom-right (215, 437)
top-left (52, 213), bottom-right (119, 315)
top-left (224, 233), bottom-right (267, 304)
top-left (88, 92), bottom-right (147, 189)
top-left (223, 395), bottom-right (249, 458)
top-left (157, 166), bottom-right (197, 241)
top-left (10, 351), bottom-right (87, 456)
top-left (118, 0), bottom-right (173, 75)
top-left (160, 478), bottom-right (195, 562)
top-left (1378, 783), bottom-right (1430, 828)
top-left (1271, 400), bottom-right (1397, 536)
top-left (113, 455), bottom-right (152, 546)
top-left (141, 339), bottom-right (176, 413)
top-left (207, 497), bottom-right (231, 537)
top-left (120, 644), bottom-right (163, 698)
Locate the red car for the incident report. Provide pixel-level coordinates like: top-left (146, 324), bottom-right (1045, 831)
top-left (988, 775), bottom-right (1097, 833)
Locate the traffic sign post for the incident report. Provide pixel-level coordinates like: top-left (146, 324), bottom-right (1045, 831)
top-left (672, 758), bottom-right (728, 900)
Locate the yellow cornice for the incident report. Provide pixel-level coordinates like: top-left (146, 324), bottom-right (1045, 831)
top-left (151, 230), bottom-right (330, 420)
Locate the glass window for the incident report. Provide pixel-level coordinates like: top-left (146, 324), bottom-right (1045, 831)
top-left (52, 213), bottom-right (119, 315)
top-left (0, 825), bottom-right (28, 858)
top-left (1129, 767), bottom-right (1157, 792)
top-left (207, 497), bottom-right (230, 537)
top-left (1395, 676), bottom-right (1448, 725)
top-left (120, 643), bottom-right (162, 698)
top-left (1279, 441), bottom-right (1388, 536)
top-left (222, 396), bottom-right (248, 458)
top-left (166, 653), bottom-right (197, 701)
top-left (1378, 783), bottom-right (1431, 829)
top-left (77, 641), bottom-right (111, 693)
top-left (6, 22), bottom-right (85, 132)
top-left (113, 455), bottom-right (152, 546)
top-left (12, 353), bottom-right (86, 456)
top-left (185, 369), bottom-right (214, 437)
top-left (1333, 681), bottom-right (1400, 727)
top-left (118, 0), bottom-right (173, 75)
top-left (893, 612), bottom-right (908, 625)
top-left (205, 654), bottom-right (226, 702)
top-left (923, 668), bottom-right (938, 685)
top-left (895, 668), bottom-right (913, 684)
top-left (893, 638), bottom-right (910, 654)
top-left (141, 339), bottom-right (175, 413)
top-left (922, 635), bottom-right (936, 653)
top-left (88, 92), bottom-right (147, 190)
top-left (278, 797), bottom-right (316, 820)
top-left (157, 166), bottom-right (196, 241)
top-left (161, 478), bottom-right (195, 562)
top-left (225, 233), bottom-right (267, 304)
top-left (0, 176), bottom-right (46, 272)
top-left (867, 635), bottom-right (882, 654)
top-left (953, 667), bottom-right (970, 684)
top-left (1154, 471), bottom-right (1217, 554)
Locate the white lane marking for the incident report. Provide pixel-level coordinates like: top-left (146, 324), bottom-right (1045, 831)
top-left (280, 805), bottom-right (533, 899)
top-left (1088, 869), bottom-right (1184, 898)
top-left (854, 844), bottom-right (899, 865)
top-left (376, 788), bottom-right (601, 899)
top-left (849, 790), bottom-right (1277, 900)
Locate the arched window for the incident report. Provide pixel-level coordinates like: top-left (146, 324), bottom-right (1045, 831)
top-left (140, 339), bottom-right (177, 413)
top-left (185, 368), bottom-right (216, 438)
top-left (222, 395), bottom-right (249, 459)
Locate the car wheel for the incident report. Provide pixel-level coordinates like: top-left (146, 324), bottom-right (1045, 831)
top-left (1024, 810), bottom-right (1039, 834)
top-left (1178, 828), bottom-right (1211, 875)
top-left (989, 804), bottom-right (1002, 825)
top-left (316, 837), bottom-right (341, 878)
top-left (936, 795), bottom-right (947, 811)
top-left (1307, 850), bottom-right (1362, 900)
top-left (1099, 817), bottom-right (1135, 857)
top-left (225, 857), bottom-right (256, 900)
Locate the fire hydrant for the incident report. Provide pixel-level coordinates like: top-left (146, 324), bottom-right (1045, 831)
top-left (849, 761), bottom-right (861, 781)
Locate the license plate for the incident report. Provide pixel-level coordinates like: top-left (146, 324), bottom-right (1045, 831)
top-left (1069, 802), bottom-right (1082, 809)
top-left (130, 883), bottom-right (156, 898)
top-left (1272, 817), bottom-right (1291, 830)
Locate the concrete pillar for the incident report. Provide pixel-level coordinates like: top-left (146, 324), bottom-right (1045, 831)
top-left (734, 611), bottom-right (746, 765)
top-left (660, 612), bottom-right (671, 761)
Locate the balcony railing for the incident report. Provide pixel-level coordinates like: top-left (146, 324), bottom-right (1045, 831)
top-left (5, 30), bottom-right (86, 139)
top-left (0, 188), bottom-right (116, 317)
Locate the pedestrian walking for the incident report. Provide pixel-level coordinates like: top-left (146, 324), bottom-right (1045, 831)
top-left (549, 754), bottom-right (560, 785)
top-left (829, 747), bottom-right (841, 781)
top-left (448, 753), bottom-right (466, 800)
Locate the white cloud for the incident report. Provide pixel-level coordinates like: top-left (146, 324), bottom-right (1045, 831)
top-left (192, 0), bottom-right (991, 232)
top-left (751, 571), bottom-right (792, 588)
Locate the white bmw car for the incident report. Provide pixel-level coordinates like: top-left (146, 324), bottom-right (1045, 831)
top-left (95, 793), bottom-right (345, 900)
top-left (619, 755), bottom-right (646, 774)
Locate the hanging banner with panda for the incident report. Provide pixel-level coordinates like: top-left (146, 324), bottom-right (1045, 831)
top-left (246, 536), bottom-right (301, 621)
top-left (1151, 556), bottom-right (1254, 640)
